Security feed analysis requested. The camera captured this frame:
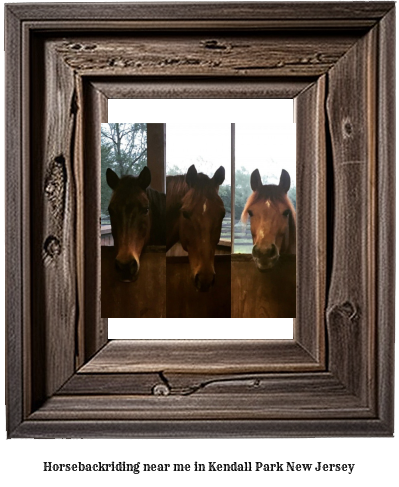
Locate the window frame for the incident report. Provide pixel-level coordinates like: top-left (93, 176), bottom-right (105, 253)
top-left (5, 2), bottom-right (395, 437)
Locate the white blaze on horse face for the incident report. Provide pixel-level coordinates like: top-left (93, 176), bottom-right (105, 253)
top-left (259, 215), bottom-right (273, 247)
top-left (202, 199), bottom-right (208, 215)
top-left (252, 206), bottom-right (275, 250)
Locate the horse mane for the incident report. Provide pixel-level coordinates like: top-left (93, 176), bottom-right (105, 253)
top-left (166, 172), bottom-right (221, 210)
top-left (166, 175), bottom-right (188, 212)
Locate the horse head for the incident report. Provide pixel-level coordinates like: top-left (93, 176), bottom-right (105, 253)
top-left (106, 166), bottom-right (152, 282)
top-left (178, 165), bottom-right (225, 292)
top-left (242, 168), bottom-right (296, 271)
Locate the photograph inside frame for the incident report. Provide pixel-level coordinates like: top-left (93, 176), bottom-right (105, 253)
top-left (100, 102), bottom-right (296, 326)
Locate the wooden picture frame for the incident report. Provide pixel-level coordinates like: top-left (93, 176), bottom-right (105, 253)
top-left (5, 2), bottom-right (395, 437)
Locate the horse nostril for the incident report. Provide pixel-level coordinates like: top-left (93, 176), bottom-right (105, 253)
top-left (265, 244), bottom-right (278, 258)
top-left (194, 272), bottom-right (216, 292)
top-left (129, 259), bottom-right (138, 275)
top-left (252, 245), bottom-right (260, 258)
top-left (115, 258), bottom-right (139, 280)
top-left (252, 244), bottom-right (278, 260)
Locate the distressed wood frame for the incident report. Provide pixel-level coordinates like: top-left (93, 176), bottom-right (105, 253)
top-left (5, 2), bottom-right (395, 437)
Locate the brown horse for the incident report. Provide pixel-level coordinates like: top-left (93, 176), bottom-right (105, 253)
top-left (166, 164), bottom-right (226, 292)
top-left (106, 166), bottom-right (166, 282)
top-left (242, 169), bottom-right (296, 271)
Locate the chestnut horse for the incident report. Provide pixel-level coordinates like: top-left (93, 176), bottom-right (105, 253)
top-left (166, 164), bottom-right (225, 292)
top-left (106, 166), bottom-right (166, 282)
top-left (242, 169), bottom-right (296, 271)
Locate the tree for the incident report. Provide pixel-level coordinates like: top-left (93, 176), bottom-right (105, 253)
top-left (288, 186), bottom-right (296, 210)
top-left (101, 123), bottom-right (147, 177)
top-left (166, 164), bottom-right (182, 176)
top-left (234, 166), bottom-right (255, 220)
top-left (101, 123), bottom-right (148, 220)
top-left (219, 185), bottom-right (231, 214)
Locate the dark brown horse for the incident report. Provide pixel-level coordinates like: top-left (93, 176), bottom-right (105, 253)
top-left (106, 166), bottom-right (165, 282)
top-left (242, 169), bottom-right (296, 271)
top-left (166, 165), bottom-right (225, 292)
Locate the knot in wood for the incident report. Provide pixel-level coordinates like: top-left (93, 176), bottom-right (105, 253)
top-left (152, 383), bottom-right (170, 396)
top-left (202, 39), bottom-right (227, 50)
top-left (44, 236), bottom-right (61, 258)
top-left (342, 119), bottom-right (353, 138)
top-left (45, 181), bottom-right (56, 196)
top-left (83, 44), bottom-right (97, 51)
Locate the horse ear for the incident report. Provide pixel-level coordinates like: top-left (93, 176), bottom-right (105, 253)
top-left (137, 166), bottom-right (151, 190)
top-left (106, 168), bottom-right (120, 190)
top-left (279, 169), bottom-right (291, 193)
top-left (250, 169), bottom-right (262, 192)
top-left (212, 166), bottom-right (225, 186)
top-left (185, 165), bottom-right (198, 187)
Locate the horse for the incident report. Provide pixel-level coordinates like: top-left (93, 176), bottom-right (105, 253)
top-left (106, 166), bottom-right (166, 282)
top-left (241, 168), bottom-right (296, 271)
top-left (166, 164), bottom-right (226, 292)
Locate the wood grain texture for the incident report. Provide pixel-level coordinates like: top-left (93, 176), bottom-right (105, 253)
top-left (92, 79), bottom-right (313, 99)
top-left (376, 7), bottom-right (395, 432)
top-left (30, 36), bottom-right (78, 408)
top-left (231, 255), bottom-right (296, 318)
top-left (26, 390), bottom-right (372, 421)
top-left (58, 372), bottom-right (163, 396)
top-left (13, 416), bottom-right (391, 439)
top-left (7, 2), bottom-right (394, 23)
top-left (64, 371), bottom-right (342, 397)
top-left (295, 76), bottom-right (326, 364)
top-left (97, 83), bottom-right (109, 360)
top-left (166, 255), bottom-right (231, 318)
top-left (101, 247), bottom-right (166, 318)
top-left (326, 26), bottom-right (377, 405)
top-left (54, 34), bottom-right (360, 78)
top-left (5, 5), bottom-right (24, 436)
top-left (79, 340), bottom-right (320, 374)
top-left (82, 81), bottom-right (108, 361)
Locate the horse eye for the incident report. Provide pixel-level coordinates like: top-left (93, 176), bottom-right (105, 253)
top-left (248, 210), bottom-right (253, 217)
top-left (283, 209), bottom-right (290, 217)
top-left (142, 207), bottom-right (149, 215)
top-left (182, 210), bottom-right (190, 219)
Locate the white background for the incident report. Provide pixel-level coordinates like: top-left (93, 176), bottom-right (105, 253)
top-left (1, 1), bottom-right (398, 486)
top-left (108, 99), bottom-right (295, 339)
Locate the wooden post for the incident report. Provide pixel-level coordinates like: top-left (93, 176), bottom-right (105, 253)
top-left (147, 123), bottom-right (166, 193)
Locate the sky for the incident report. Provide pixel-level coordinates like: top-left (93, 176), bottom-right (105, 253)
top-left (109, 99), bottom-right (296, 187)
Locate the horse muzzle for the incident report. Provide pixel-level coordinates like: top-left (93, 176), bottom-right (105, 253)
top-left (115, 258), bottom-right (139, 282)
top-left (194, 272), bottom-right (216, 292)
top-left (252, 244), bottom-right (279, 271)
